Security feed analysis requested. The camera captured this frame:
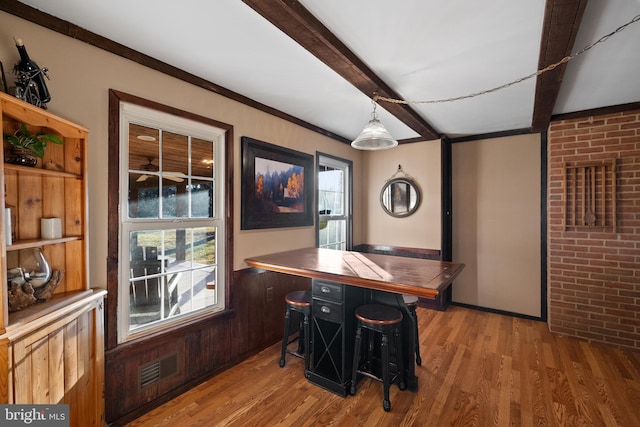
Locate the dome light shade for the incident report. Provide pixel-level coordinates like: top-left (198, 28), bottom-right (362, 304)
top-left (351, 99), bottom-right (398, 150)
top-left (351, 118), bottom-right (398, 150)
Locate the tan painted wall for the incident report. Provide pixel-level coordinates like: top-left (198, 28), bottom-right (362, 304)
top-left (1, 13), bottom-right (540, 316)
top-left (363, 140), bottom-right (441, 250)
top-left (0, 12), bottom-right (363, 286)
top-left (452, 134), bottom-right (541, 317)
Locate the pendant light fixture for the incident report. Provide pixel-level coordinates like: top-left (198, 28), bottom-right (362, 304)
top-left (351, 98), bottom-right (398, 150)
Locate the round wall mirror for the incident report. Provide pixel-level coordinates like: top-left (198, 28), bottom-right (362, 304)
top-left (380, 177), bottom-right (421, 217)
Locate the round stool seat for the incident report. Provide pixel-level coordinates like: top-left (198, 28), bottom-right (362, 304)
top-left (285, 290), bottom-right (312, 307)
top-left (355, 304), bottom-right (403, 325)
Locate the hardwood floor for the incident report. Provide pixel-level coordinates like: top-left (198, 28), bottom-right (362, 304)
top-left (125, 306), bottom-right (640, 426)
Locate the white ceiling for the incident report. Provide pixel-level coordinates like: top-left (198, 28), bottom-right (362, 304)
top-left (12, 0), bottom-right (640, 142)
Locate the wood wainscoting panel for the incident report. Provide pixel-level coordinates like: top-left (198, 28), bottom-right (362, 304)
top-left (105, 268), bottom-right (310, 425)
top-left (353, 244), bottom-right (441, 260)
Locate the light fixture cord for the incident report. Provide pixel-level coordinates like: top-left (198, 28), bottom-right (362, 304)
top-left (375, 14), bottom-right (640, 105)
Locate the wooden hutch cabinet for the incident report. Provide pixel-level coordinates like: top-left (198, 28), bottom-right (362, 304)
top-left (0, 92), bottom-right (105, 426)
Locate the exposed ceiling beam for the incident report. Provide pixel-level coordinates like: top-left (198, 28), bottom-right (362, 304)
top-left (532, 0), bottom-right (588, 132)
top-left (242, 0), bottom-right (441, 141)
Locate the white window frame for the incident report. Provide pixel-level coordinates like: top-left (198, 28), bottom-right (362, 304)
top-left (316, 153), bottom-right (352, 250)
top-left (117, 102), bottom-right (226, 343)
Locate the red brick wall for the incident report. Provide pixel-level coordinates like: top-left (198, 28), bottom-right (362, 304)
top-left (548, 109), bottom-right (640, 351)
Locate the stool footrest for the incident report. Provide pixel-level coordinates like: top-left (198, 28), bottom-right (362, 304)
top-left (285, 349), bottom-right (305, 359)
top-left (355, 369), bottom-right (402, 385)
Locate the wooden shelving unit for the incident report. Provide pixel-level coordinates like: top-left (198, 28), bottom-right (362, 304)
top-left (0, 92), bottom-right (105, 426)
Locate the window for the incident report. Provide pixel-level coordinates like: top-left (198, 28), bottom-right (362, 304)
top-left (316, 153), bottom-right (352, 250)
top-left (112, 97), bottom-right (230, 343)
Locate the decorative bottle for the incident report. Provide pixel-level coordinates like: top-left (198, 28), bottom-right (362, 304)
top-left (14, 37), bottom-right (51, 103)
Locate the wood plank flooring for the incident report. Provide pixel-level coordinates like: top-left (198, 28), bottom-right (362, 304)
top-left (125, 306), bottom-right (640, 426)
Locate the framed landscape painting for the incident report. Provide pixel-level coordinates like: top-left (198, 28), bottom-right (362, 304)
top-left (241, 136), bottom-right (314, 230)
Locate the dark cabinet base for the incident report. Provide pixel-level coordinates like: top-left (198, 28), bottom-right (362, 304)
top-left (307, 371), bottom-right (351, 397)
top-left (308, 279), bottom-right (421, 396)
top-left (309, 280), bottom-right (365, 396)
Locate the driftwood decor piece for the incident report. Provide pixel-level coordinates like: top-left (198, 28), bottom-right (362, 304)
top-left (8, 269), bottom-right (64, 312)
top-left (7, 281), bottom-right (37, 311)
top-left (563, 160), bottom-right (617, 232)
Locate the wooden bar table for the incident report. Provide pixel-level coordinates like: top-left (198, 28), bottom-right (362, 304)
top-left (245, 247), bottom-right (465, 394)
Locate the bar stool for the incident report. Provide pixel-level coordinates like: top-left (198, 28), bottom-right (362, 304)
top-left (279, 290), bottom-right (312, 377)
top-left (350, 304), bottom-right (405, 412)
top-left (403, 294), bottom-right (422, 366)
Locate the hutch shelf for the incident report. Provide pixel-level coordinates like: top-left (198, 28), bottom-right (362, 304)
top-left (0, 92), bottom-right (105, 426)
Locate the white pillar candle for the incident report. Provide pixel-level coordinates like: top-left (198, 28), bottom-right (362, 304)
top-left (5, 208), bottom-right (12, 246)
top-left (41, 217), bottom-right (62, 239)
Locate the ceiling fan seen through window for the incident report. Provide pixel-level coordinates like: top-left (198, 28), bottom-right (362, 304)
top-left (136, 157), bottom-right (184, 183)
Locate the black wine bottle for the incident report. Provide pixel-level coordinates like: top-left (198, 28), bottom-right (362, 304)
top-left (14, 37), bottom-right (51, 103)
